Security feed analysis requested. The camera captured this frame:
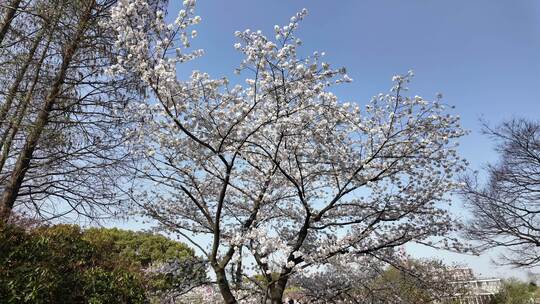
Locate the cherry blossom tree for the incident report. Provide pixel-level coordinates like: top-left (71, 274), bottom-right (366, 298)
top-left (108, 1), bottom-right (467, 302)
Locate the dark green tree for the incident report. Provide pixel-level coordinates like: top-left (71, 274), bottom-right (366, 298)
top-left (83, 227), bottom-right (208, 295)
top-left (0, 224), bottom-right (206, 304)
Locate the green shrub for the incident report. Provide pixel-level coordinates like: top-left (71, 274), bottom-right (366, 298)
top-left (0, 224), bottom-right (104, 303)
top-left (0, 224), bottom-right (205, 304)
top-left (490, 279), bottom-right (538, 304)
top-left (82, 227), bottom-right (207, 293)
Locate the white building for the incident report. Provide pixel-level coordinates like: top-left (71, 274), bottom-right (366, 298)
top-left (449, 268), bottom-right (502, 304)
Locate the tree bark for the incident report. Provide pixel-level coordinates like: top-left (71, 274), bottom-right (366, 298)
top-left (215, 267), bottom-right (238, 304)
top-left (234, 246), bottom-right (243, 289)
top-left (0, 27), bottom-right (45, 132)
top-left (0, 0), bottom-right (22, 45)
top-left (0, 1), bottom-right (94, 222)
top-left (0, 33), bottom-right (50, 174)
top-left (268, 277), bottom-right (288, 304)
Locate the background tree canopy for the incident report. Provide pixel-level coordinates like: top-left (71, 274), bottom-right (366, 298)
top-left (0, 224), bottom-right (206, 304)
top-left (490, 279), bottom-right (539, 304)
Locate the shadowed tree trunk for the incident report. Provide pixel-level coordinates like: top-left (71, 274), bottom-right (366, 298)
top-left (0, 0), bottom-right (22, 45)
top-left (215, 267), bottom-right (238, 304)
top-left (268, 278), bottom-right (287, 304)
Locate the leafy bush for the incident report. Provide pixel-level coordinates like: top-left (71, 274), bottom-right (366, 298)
top-left (83, 227), bottom-right (207, 295)
top-left (0, 224), bottom-right (205, 303)
top-left (490, 279), bottom-right (538, 304)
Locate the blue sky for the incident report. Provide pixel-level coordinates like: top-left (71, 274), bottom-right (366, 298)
top-left (172, 0), bottom-right (540, 168)
top-left (115, 0), bottom-right (540, 279)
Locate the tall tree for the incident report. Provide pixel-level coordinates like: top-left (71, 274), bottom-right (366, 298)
top-left (461, 119), bottom-right (540, 267)
top-left (108, 2), bottom-right (467, 303)
top-left (0, 0), bottom-right (142, 223)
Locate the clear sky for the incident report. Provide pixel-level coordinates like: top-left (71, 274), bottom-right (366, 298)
top-left (116, 0), bottom-right (540, 279)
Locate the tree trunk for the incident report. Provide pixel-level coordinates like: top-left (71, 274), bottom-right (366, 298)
top-left (0, 0), bottom-right (22, 45)
top-left (0, 1), bottom-right (94, 223)
top-left (268, 277), bottom-right (288, 304)
top-left (0, 35), bottom-right (49, 174)
top-left (0, 27), bottom-right (45, 132)
top-left (0, 11), bottom-right (54, 172)
top-left (234, 246), bottom-right (243, 289)
top-left (215, 267), bottom-right (237, 304)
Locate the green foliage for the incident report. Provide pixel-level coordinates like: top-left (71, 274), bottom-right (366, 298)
top-left (374, 266), bottom-right (433, 303)
top-left (490, 279), bottom-right (538, 304)
top-left (83, 227), bottom-right (207, 293)
top-left (80, 268), bottom-right (147, 304)
top-left (0, 224), bottom-right (205, 304)
top-left (84, 227), bottom-right (195, 266)
top-left (366, 259), bottom-right (461, 304)
top-left (0, 224), bottom-right (110, 304)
